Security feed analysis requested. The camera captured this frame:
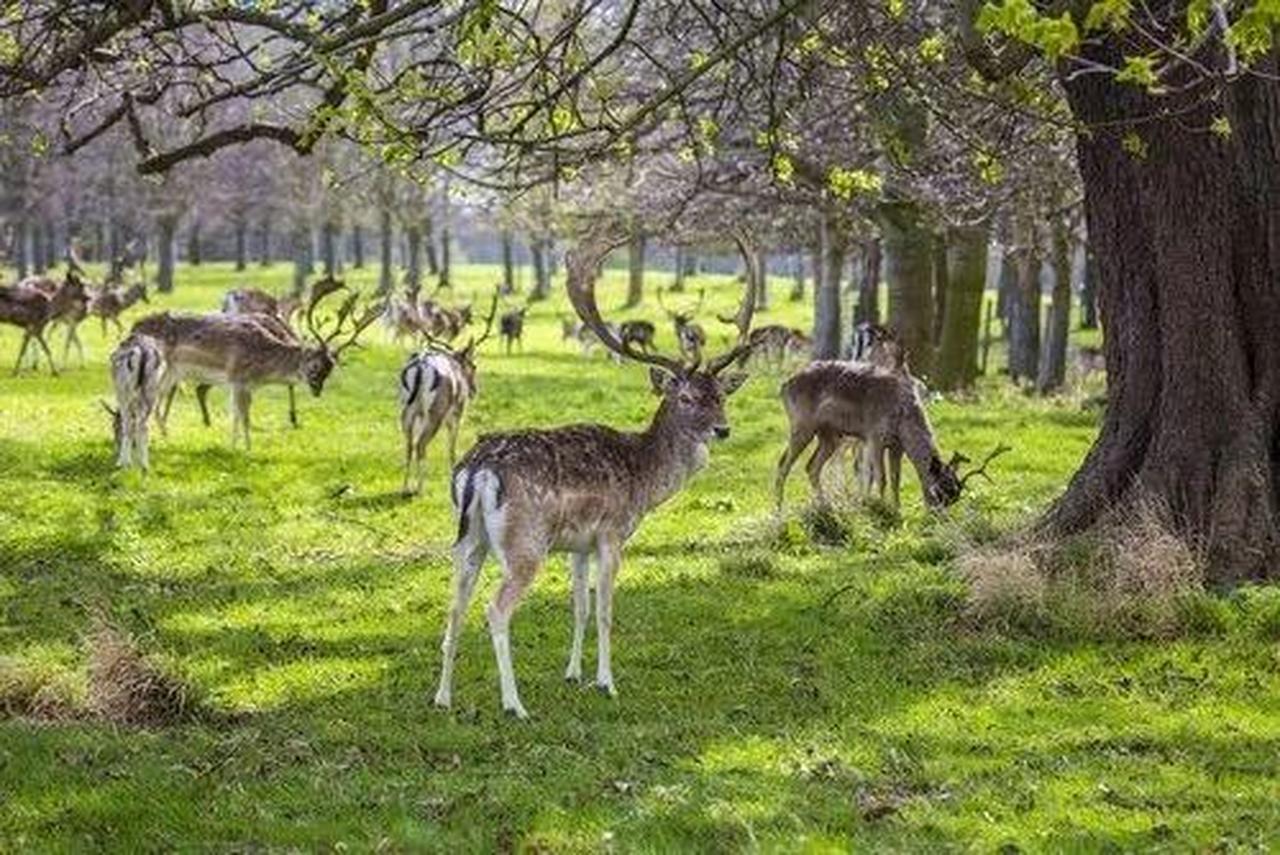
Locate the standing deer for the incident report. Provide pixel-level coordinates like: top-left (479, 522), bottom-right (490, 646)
top-left (658, 287), bottom-right (707, 363)
top-left (498, 306), bottom-right (527, 354)
top-left (88, 281), bottom-right (150, 337)
top-left (1, 273), bottom-right (87, 375)
top-left (216, 287), bottom-right (304, 427)
top-left (400, 294), bottom-right (499, 496)
top-left (619, 319), bottom-right (656, 353)
top-left (433, 231), bottom-right (759, 719)
top-left (102, 334), bottom-right (164, 470)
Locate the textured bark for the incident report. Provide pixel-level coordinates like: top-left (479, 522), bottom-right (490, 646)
top-left (42, 220), bottom-right (55, 270)
top-left (424, 216), bottom-right (440, 276)
top-left (1007, 216), bottom-right (1041, 383)
top-left (755, 248), bottom-right (770, 309)
top-left (1044, 40), bottom-right (1280, 583)
top-left (321, 220), bottom-right (338, 276)
top-left (501, 230), bottom-right (515, 294)
top-left (352, 224), bottom-right (365, 269)
top-left (626, 229), bottom-right (645, 307)
top-left (672, 245), bottom-right (687, 292)
top-left (790, 252), bottom-right (805, 302)
top-left (855, 237), bottom-right (881, 325)
top-left (31, 222), bottom-right (45, 274)
top-left (405, 225), bottom-right (423, 298)
top-left (529, 238), bottom-right (550, 301)
top-left (14, 220), bottom-right (29, 278)
top-left (1080, 244), bottom-right (1099, 329)
top-left (438, 222), bottom-right (452, 289)
top-left (187, 221), bottom-right (201, 265)
top-left (934, 224), bottom-right (988, 391)
top-left (378, 210), bottom-right (394, 295)
top-left (882, 202), bottom-right (935, 378)
top-left (931, 232), bottom-right (948, 346)
top-left (156, 215), bottom-right (177, 293)
top-left (812, 210), bottom-right (844, 359)
top-left (1037, 218), bottom-right (1073, 394)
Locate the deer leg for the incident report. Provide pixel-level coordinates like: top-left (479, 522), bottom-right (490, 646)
top-left (774, 427), bottom-right (816, 510)
top-left (446, 411), bottom-right (461, 471)
top-left (137, 407), bottom-right (152, 471)
top-left (485, 555), bottom-right (536, 718)
top-left (413, 422), bottom-right (434, 495)
top-left (565, 551), bottom-right (592, 683)
top-left (594, 539), bottom-right (621, 697)
top-left (888, 446), bottom-right (903, 508)
top-left (805, 432), bottom-right (840, 505)
top-left (287, 385), bottom-right (298, 428)
top-left (231, 386), bottom-right (252, 450)
top-left (12, 332), bottom-right (31, 375)
top-left (433, 527), bottom-right (488, 709)
top-left (30, 330), bottom-right (57, 376)
top-left (157, 382), bottom-right (177, 436)
top-left (402, 418), bottom-right (419, 496)
top-left (196, 384), bottom-right (213, 427)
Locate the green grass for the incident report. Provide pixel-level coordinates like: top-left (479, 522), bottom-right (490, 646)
top-left (1, 263), bottom-right (1276, 851)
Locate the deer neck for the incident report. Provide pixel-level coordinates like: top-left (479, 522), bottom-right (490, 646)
top-left (897, 400), bottom-right (943, 486)
top-left (634, 401), bottom-right (710, 510)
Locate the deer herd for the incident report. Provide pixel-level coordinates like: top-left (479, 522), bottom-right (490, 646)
top-left (2, 230), bottom-right (1005, 718)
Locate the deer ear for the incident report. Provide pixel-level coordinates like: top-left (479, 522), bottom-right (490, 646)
top-left (649, 367), bottom-right (675, 396)
top-left (717, 372), bottom-right (748, 396)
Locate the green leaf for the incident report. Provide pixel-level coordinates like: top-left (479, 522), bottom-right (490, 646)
top-left (1083, 0), bottom-right (1132, 32)
top-left (1115, 54), bottom-right (1159, 88)
top-left (827, 166), bottom-right (882, 199)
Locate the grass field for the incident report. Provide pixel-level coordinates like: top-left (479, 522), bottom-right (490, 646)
top-left (1, 262), bottom-right (1278, 851)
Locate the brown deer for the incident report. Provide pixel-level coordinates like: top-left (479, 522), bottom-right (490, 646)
top-left (433, 231), bottom-right (758, 718)
top-left (216, 287), bottom-right (305, 427)
top-left (87, 281), bottom-right (150, 337)
top-left (658, 286), bottom-right (707, 363)
top-left (498, 306), bottom-right (527, 354)
top-left (1, 272), bottom-right (88, 375)
top-left (134, 279), bottom-right (380, 448)
top-left (619, 319), bottom-right (656, 353)
top-left (400, 294), bottom-right (498, 495)
top-left (102, 333), bottom-right (164, 470)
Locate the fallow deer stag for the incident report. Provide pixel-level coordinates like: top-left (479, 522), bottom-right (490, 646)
top-left (102, 334), bottom-right (164, 470)
top-left (88, 281), bottom-right (150, 337)
top-left (434, 231), bottom-right (759, 719)
top-left (400, 293), bottom-right (499, 496)
top-left (657, 286), bottom-right (707, 363)
top-left (216, 287), bottom-right (305, 427)
top-left (774, 359), bottom-right (1007, 510)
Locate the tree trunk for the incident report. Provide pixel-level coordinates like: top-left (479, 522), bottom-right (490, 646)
top-left (882, 202), bottom-right (935, 378)
top-left (501, 229), bottom-right (515, 294)
top-left (997, 248), bottom-right (1015, 330)
top-left (1007, 217), bottom-right (1041, 383)
top-left (1080, 244), bottom-right (1099, 329)
top-left (626, 229), bottom-right (645, 307)
top-left (754, 248), bottom-right (770, 309)
top-left (321, 220), bottom-right (338, 277)
top-left (931, 232), bottom-right (948, 346)
top-left (405, 225), bottom-right (423, 298)
top-left (529, 239), bottom-right (550, 301)
top-left (156, 215), bottom-right (177, 293)
top-left (234, 219), bottom-right (248, 271)
top-left (187, 221), bottom-right (201, 265)
top-left (291, 223), bottom-right (310, 296)
top-left (673, 245), bottom-right (687, 292)
top-left (352, 224), bottom-right (364, 269)
top-left (31, 221), bottom-right (45, 275)
top-left (790, 253), bottom-right (805, 302)
top-left (258, 218), bottom-right (271, 267)
top-left (934, 224), bottom-right (988, 392)
top-left (438, 222), bottom-right (452, 289)
top-left (1044, 50), bottom-right (1280, 582)
top-left (423, 216), bottom-right (440, 277)
top-left (14, 220), bottom-right (29, 278)
top-left (1037, 217), bottom-right (1073, 395)
top-left (42, 220), bottom-right (56, 270)
top-left (856, 237), bottom-right (881, 325)
top-left (812, 209), bottom-right (844, 359)
top-left (379, 210), bottom-right (394, 295)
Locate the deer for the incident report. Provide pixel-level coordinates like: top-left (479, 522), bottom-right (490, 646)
top-left (216, 287), bottom-right (305, 428)
top-left (88, 281), bottom-right (150, 337)
top-left (619, 319), bottom-right (656, 353)
top-left (657, 286), bottom-right (707, 363)
top-left (102, 333), bottom-right (164, 470)
top-left (1, 272), bottom-right (88, 375)
top-left (134, 278), bottom-right (381, 448)
top-left (774, 357), bottom-right (1008, 511)
top-left (561, 316), bottom-right (622, 362)
top-left (498, 306), bottom-right (527, 354)
top-left (400, 294), bottom-right (499, 496)
top-left (433, 228), bottom-right (760, 719)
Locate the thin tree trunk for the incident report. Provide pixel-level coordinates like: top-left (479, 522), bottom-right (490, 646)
top-left (856, 237), bottom-right (881, 325)
top-left (882, 203), bottom-right (935, 378)
top-left (501, 229), bottom-right (515, 294)
top-left (934, 224), bottom-right (989, 392)
top-left (438, 222), bottom-right (452, 289)
top-left (43, 220), bottom-right (55, 270)
top-left (673, 245), bottom-right (687, 292)
top-left (379, 210), bottom-right (394, 295)
top-left (234, 219), bottom-right (248, 271)
top-left (754, 248), bottom-right (770, 309)
top-left (187, 221), bottom-right (201, 265)
top-left (352, 224), bottom-right (364, 269)
top-left (626, 229), bottom-right (645, 307)
top-left (1037, 218), bottom-right (1074, 394)
top-left (321, 220), bottom-right (338, 277)
top-left (790, 252), bottom-right (805, 302)
top-left (423, 216), bottom-right (439, 277)
top-left (291, 223), bottom-right (310, 296)
top-left (529, 238), bottom-right (550, 301)
top-left (31, 222), bottom-right (45, 275)
top-left (405, 225), bottom-right (423, 298)
top-left (997, 248), bottom-right (1015, 330)
top-left (931, 233), bottom-right (948, 346)
top-left (1007, 217), bottom-right (1041, 383)
top-left (813, 209), bottom-right (844, 359)
top-left (258, 218), bottom-right (271, 267)
top-left (14, 220), bottom-right (29, 278)
top-left (1080, 244), bottom-right (1099, 329)
top-left (156, 215), bottom-right (177, 293)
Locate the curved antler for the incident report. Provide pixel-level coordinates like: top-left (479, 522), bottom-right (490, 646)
top-left (304, 275), bottom-right (348, 345)
top-left (705, 228), bottom-right (761, 375)
top-left (958, 443), bottom-right (1013, 488)
top-left (566, 229), bottom-right (686, 374)
top-left (459, 290), bottom-right (500, 357)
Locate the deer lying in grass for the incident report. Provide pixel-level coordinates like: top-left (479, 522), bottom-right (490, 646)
top-left (1, 272), bottom-right (88, 375)
top-left (102, 334), bottom-right (164, 470)
top-left (658, 287), bottom-right (707, 363)
top-left (88, 281), bottom-right (150, 337)
top-left (434, 232), bottom-right (758, 718)
top-left (134, 278), bottom-right (380, 448)
top-left (400, 294), bottom-right (498, 496)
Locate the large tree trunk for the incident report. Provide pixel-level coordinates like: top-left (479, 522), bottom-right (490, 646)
top-left (156, 215), bottom-right (177, 293)
top-left (378, 210), bottom-right (394, 295)
top-left (529, 238), bottom-right (550, 301)
top-left (500, 229), bottom-right (515, 295)
top-left (1037, 217), bottom-right (1074, 394)
top-left (934, 224), bottom-right (988, 392)
top-left (234, 218), bottom-right (248, 271)
top-left (1045, 45), bottom-right (1280, 583)
top-left (931, 232), bottom-right (948, 346)
top-left (882, 202), bottom-right (935, 378)
top-left (1080, 243), bottom-right (1099, 329)
top-left (812, 210), bottom-right (844, 359)
top-left (1007, 216), bottom-right (1041, 383)
top-left (754, 248), bottom-right (770, 309)
top-left (626, 229), bottom-right (645, 308)
top-left (405, 225), bottom-right (423, 298)
top-left (855, 236), bottom-right (881, 325)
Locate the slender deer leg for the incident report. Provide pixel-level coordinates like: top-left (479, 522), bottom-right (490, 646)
top-left (287, 385), bottom-right (298, 428)
top-left (594, 539), bottom-right (620, 697)
top-left (157, 380), bottom-right (178, 436)
top-left (402, 418), bottom-right (418, 496)
top-left (486, 554), bottom-right (536, 718)
top-left (774, 426), bottom-right (816, 510)
top-left (13, 332), bottom-right (31, 375)
top-left (32, 331), bottom-right (57, 376)
top-left (231, 385), bottom-right (252, 449)
top-left (565, 551), bottom-right (591, 682)
top-left (413, 424), bottom-right (432, 495)
top-left (137, 407), bottom-right (151, 471)
top-left (805, 431), bottom-right (840, 505)
top-left (887, 445), bottom-right (903, 508)
top-left (196, 384), bottom-right (212, 427)
top-left (434, 527), bottom-right (488, 709)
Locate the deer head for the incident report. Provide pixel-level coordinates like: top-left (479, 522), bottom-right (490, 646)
top-left (302, 277), bottom-right (383, 396)
top-left (927, 444), bottom-right (1012, 507)
top-left (567, 227), bottom-right (759, 443)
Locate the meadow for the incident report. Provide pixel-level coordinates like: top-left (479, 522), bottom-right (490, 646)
top-left (1, 262), bottom-right (1277, 851)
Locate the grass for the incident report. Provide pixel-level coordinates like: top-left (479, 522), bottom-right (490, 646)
top-left (1, 262), bottom-right (1277, 851)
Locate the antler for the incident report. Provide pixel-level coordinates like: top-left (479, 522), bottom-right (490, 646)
top-left (656, 286), bottom-right (676, 319)
top-left (459, 290), bottom-right (500, 356)
top-left (305, 276), bottom-right (348, 345)
top-left (331, 297), bottom-right (385, 359)
top-left (704, 228), bottom-right (761, 375)
top-left (566, 229), bottom-right (686, 374)
top-left (958, 443), bottom-right (1013, 488)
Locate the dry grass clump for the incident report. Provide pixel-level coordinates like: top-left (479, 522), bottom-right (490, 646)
top-left (957, 499), bottom-right (1207, 638)
top-left (85, 619), bottom-right (199, 727)
top-left (0, 658), bottom-right (81, 722)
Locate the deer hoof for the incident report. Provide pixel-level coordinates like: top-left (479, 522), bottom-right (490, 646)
top-left (432, 689), bottom-right (451, 709)
top-left (503, 703), bottom-right (529, 720)
top-left (595, 681), bottom-right (617, 699)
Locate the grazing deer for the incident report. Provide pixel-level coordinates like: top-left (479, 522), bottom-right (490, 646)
top-left (1, 272), bottom-right (87, 375)
top-left (103, 334), bottom-right (164, 470)
top-left (619, 319), bottom-right (656, 353)
top-left (499, 306), bottom-right (527, 354)
top-left (88, 281), bottom-right (150, 337)
top-left (658, 287), bottom-right (707, 363)
top-left (134, 279), bottom-right (380, 448)
top-left (561, 316), bottom-right (622, 362)
top-left (434, 231), bottom-right (759, 719)
top-left (774, 360), bottom-right (1006, 510)
top-left (400, 294), bottom-right (499, 496)
top-left (217, 287), bottom-right (305, 427)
